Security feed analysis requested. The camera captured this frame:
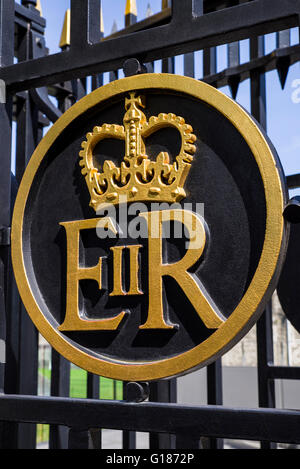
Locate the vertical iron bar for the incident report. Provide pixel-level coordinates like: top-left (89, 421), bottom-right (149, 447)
top-left (162, 0), bottom-right (174, 74)
top-left (88, 428), bottom-right (102, 449)
top-left (151, 6), bottom-right (178, 446)
top-left (162, 57), bottom-right (175, 74)
top-left (252, 35), bottom-right (274, 451)
top-left (226, 0), bottom-right (240, 70)
top-left (184, 53), bottom-right (195, 78)
top-left (91, 74), bottom-right (103, 90)
top-left (227, 0), bottom-right (241, 99)
top-left (202, 3), bottom-right (223, 450)
top-left (3, 258), bottom-right (21, 449)
top-left (176, 434), bottom-right (200, 449)
top-left (145, 3), bottom-right (154, 73)
top-left (0, 0), bottom-right (14, 383)
top-left (250, 35), bottom-right (266, 130)
top-left (68, 428), bottom-right (89, 449)
top-left (91, 5), bottom-right (104, 91)
top-left (276, 29), bottom-right (291, 89)
top-left (109, 21), bottom-right (119, 82)
top-left (256, 304), bottom-right (276, 449)
top-left (87, 373), bottom-right (99, 400)
top-left (88, 0), bottom-right (101, 44)
top-left (227, 40), bottom-right (240, 99)
top-left (16, 98), bottom-right (39, 448)
top-left (206, 359), bottom-right (223, 449)
top-left (203, 48), bottom-right (217, 77)
top-left (121, 4), bottom-right (139, 449)
top-left (250, 34), bottom-right (275, 449)
top-left (48, 76), bottom-right (73, 450)
top-left (87, 373), bottom-right (101, 448)
top-left (202, 0), bottom-right (218, 79)
top-left (171, 0), bottom-right (202, 23)
top-left (10, 18), bottom-right (41, 449)
top-left (49, 352), bottom-right (70, 449)
top-left (150, 380), bottom-right (177, 449)
top-left (70, 0), bottom-right (100, 51)
top-left (0, 0), bottom-right (14, 450)
top-left (123, 381), bottom-right (137, 449)
top-left (71, 14), bottom-right (101, 443)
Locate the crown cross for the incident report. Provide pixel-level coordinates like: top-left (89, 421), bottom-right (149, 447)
top-left (80, 92), bottom-right (197, 210)
top-left (124, 92), bottom-right (147, 165)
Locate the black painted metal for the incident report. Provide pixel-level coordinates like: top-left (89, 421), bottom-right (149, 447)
top-left (283, 197), bottom-right (300, 224)
top-left (0, 394), bottom-right (299, 445)
top-left (123, 381), bottom-right (137, 450)
top-left (49, 352), bottom-right (70, 450)
top-left (150, 380), bottom-right (177, 450)
top-left (149, 34), bottom-right (177, 452)
top-left (249, 33), bottom-right (278, 450)
top-left (1, 0), bottom-right (300, 92)
top-left (0, 0), bottom-right (14, 450)
top-left (0, 0), bottom-right (298, 449)
top-left (206, 360), bottom-right (223, 449)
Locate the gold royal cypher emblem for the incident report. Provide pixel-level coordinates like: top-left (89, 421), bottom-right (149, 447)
top-left (11, 74), bottom-right (286, 381)
top-left (58, 92), bottom-right (225, 332)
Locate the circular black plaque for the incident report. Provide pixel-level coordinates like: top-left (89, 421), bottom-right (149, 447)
top-left (11, 74), bottom-right (288, 381)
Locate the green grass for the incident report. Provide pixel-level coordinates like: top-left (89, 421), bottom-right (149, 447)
top-left (39, 366), bottom-right (123, 399)
top-left (37, 424), bottom-right (49, 445)
top-left (40, 368), bottom-right (51, 380)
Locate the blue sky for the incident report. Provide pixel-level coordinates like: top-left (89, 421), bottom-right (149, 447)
top-left (15, 0), bottom-right (300, 184)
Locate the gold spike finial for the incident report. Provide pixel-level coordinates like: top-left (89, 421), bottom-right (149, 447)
top-left (125, 0), bottom-right (137, 17)
top-left (36, 0), bottom-right (42, 16)
top-left (125, 0), bottom-right (137, 26)
top-left (162, 0), bottom-right (171, 9)
top-left (59, 9), bottom-right (71, 49)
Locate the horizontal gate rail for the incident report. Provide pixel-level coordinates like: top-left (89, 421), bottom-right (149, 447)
top-left (0, 394), bottom-right (299, 445)
top-left (287, 174), bottom-right (300, 189)
top-left (1, 0), bottom-right (300, 92)
top-left (203, 44), bottom-right (300, 88)
top-left (267, 366), bottom-right (300, 380)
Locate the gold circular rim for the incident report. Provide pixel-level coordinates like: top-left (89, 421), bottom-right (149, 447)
top-left (11, 74), bottom-right (286, 381)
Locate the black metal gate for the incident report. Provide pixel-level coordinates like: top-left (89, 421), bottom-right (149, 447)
top-left (0, 0), bottom-right (300, 450)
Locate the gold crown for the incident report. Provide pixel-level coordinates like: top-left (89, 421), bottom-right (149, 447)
top-left (79, 92), bottom-right (197, 211)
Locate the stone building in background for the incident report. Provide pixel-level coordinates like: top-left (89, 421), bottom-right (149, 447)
top-left (222, 291), bottom-right (300, 368)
